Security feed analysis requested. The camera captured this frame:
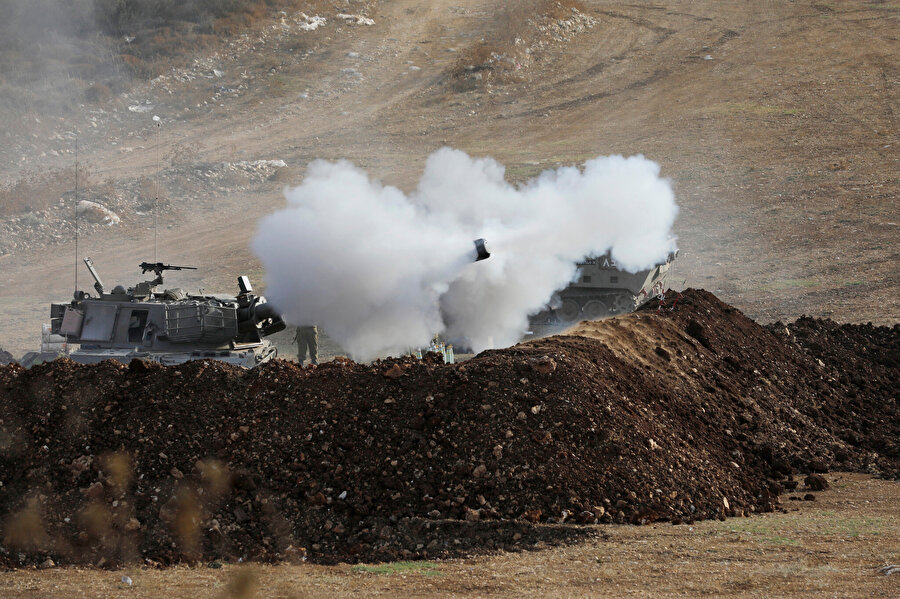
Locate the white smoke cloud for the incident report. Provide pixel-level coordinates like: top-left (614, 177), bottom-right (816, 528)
top-left (252, 148), bottom-right (677, 360)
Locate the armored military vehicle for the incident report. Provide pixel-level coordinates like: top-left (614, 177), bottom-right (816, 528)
top-left (530, 250), bottom-right (678, 324)
top-left (19, 238), bottom-right (492, 368)
top-left (20, 259), bottom-right (285, 368)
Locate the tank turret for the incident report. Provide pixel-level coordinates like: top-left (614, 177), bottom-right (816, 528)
top-left (22, 259), bottom-right (285, 368)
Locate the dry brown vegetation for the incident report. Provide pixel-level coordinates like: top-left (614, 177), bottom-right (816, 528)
top-left (0, 474), bottom-right (896, 598)
top-left (0, 0), bottom-right (331, 110)
top-left (0, 165), bottom-right (94, 218)
top-left (450, 0), bottom-right (589, 87)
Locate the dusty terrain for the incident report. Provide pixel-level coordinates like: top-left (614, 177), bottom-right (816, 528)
top-left (0, 0), bottom-right (897, 357)
top-left (0, 1), bottom-right (898, 597)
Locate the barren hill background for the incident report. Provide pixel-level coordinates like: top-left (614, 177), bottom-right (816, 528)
top-left (0, 0), bottom-right (897, 355)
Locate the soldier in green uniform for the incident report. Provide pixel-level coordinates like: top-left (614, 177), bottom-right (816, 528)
top-left (293, 325), bottom-right (318, 366)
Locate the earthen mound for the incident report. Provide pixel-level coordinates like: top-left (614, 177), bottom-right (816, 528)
top-left (0, 289), bottom-right (896, 568)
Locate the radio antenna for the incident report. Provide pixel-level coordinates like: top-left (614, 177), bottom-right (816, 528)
top-left (153, 115), bottom-right (161, 262)
top-left (74, 135), bottom-right (79, 295)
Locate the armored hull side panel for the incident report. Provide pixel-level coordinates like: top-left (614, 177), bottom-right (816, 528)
top-left (164, 303), bottom-right (239, 343)
top-left (80, 303), bottom-right (118, 342)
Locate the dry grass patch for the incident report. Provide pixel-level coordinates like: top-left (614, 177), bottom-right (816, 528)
top-left (351, 561), bottom-right (443, 576)
top-left (0, 474), bottom-right (896, 598)
top-left (449, 0), bottom-right (592, 89)
top-left (0, 166), bottom-right (95, 219)
top-left (0, 0), bottom-right (333, 111)
top-left (709, 101), bottom-right (803, 117)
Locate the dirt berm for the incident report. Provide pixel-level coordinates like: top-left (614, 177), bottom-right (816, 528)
top-left (0, 289), bottom-right (897, 567)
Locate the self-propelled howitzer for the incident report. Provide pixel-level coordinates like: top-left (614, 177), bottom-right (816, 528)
top-left (529, 250), bottom-right (679, 324)
top-left (23, 259), bottom-right (286, 368)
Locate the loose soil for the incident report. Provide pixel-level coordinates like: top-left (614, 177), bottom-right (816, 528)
top-left (0, 473), bottom-right (896, 598)
top-left (1, 289), bottom-right (896, 568)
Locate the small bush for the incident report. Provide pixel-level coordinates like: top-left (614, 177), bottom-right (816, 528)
top-left (84, 82), bottom-right (113, 104)
top-left (0, 166), bottom-right (95, 219)
top-left (19, 212), bottom-right (47, 228)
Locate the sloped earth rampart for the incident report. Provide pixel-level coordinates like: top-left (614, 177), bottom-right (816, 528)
top-left (0, 289), bottom-right (897, 567)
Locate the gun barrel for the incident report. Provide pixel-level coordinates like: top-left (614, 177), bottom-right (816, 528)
top-left (253, 302), bottom-right (279, 322)
top-left (83, 257), bottom-right (105, 294)
top-left (473, 238), bottom-right (490, 262)
top-left (139, 262), bottom-right (198, 273)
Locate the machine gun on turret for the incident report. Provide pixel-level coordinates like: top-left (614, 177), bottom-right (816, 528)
top-left (139, 262), bottom-right (198, 287)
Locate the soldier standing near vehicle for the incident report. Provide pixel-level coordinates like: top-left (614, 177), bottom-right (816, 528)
top-left (293, 325), bottom-right (318, 366)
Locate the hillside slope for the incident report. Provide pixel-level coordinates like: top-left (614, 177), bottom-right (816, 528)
top-left (0, 0), bottom-right (897, 355)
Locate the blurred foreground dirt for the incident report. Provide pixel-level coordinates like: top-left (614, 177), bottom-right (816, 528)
top-left (0, 473), bottom-right (896, 598)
